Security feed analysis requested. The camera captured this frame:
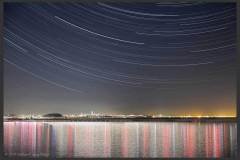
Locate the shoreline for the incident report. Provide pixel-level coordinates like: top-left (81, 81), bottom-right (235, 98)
top-left (4, 117), bottom-right (237, 122)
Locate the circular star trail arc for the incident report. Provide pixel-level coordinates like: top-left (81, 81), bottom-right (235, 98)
top-left (4, 2), bottom-right (236, 92)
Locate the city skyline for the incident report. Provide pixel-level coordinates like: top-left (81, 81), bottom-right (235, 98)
top-left (4, 111), bottom-right (237, 118)
top-left (4, 2), bottom-right (236, 116)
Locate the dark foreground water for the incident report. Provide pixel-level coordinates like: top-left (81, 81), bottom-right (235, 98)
top-left (4, 121), bottom-right (237, 158)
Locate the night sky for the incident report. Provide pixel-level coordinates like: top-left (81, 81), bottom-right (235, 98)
top-left (4, 2), bottom-right (236, 116)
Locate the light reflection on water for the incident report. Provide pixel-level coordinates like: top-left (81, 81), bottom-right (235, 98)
top-left (4, 121), bottom-right (237, 158)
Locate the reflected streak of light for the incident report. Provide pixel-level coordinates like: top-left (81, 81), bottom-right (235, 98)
top-left (121, 124), bottom-right (128, 157)
top-left (162, 123), bottom-right (170, 157)
top-left (143, 124), bottom-right (149, 157)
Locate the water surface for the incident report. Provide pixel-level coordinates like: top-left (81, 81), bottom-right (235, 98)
top-left (4, 121), bottom-right (237, 158)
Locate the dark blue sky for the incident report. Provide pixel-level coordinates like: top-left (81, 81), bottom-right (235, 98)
top-left (4, 2), bottom-right (236, 116)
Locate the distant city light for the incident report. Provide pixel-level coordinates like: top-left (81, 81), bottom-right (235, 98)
top-left (3, 112), bottom-right (236, 120)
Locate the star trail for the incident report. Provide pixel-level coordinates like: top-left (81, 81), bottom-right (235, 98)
top-left (4, 2), bottom-right (236, 116)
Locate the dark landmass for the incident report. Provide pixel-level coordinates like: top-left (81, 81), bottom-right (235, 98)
top-left (42, 113), bottom-right (63, 117)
